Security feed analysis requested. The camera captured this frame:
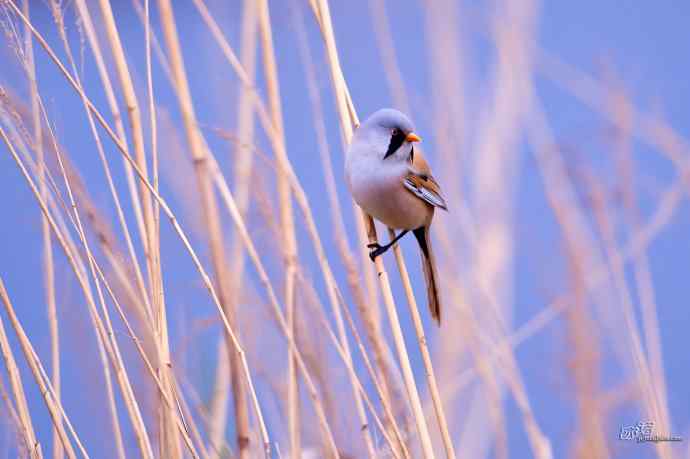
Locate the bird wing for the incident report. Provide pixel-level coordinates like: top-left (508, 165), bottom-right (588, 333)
top-left (403, 150), bottom-right (448, 210)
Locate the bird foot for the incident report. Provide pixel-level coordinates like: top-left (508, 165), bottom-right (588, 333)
top-left (367, 243), bottom-right (387, 262)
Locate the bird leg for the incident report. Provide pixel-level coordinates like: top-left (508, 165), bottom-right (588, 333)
top-left (367, 229), bottom-right (409, 261)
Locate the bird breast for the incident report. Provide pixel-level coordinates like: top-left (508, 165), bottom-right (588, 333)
top-left (346, 155), bottom-right (432, 230)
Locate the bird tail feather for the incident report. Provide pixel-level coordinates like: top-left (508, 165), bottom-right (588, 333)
top-left (413, 227), bottom-right (441, 325)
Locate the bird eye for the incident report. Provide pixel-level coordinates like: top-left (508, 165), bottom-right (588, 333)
top-left (391, 128), bottom-right (400, 136)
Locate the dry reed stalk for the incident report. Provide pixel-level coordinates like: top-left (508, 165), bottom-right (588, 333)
top-left (2, 91), bottom-right (148, 337)
top-left (291, 9), bottom-right (407, 448)
top-left (140, 5), bottom-right (175, 451)
top-left (206, 152), bottom-right (340, 457)
top-left (388, 230), bottom-right (456, 458)
top-left (254, 2), bottom-right (302, 457)
top-left (41, 101), bottom-right (154, 459)
top-left (9, 8), bottom-right (273, 458)
top-left (2, 106), bottom-right (152, 459)
top-left (309, 290), bottom-right (401, 458)
top-left (39, 179), bottom-right (198, 438)
top-left (290, 280), bottom-right (338, 453)
top-left (180, 371), bottom-right (243, 456)
top-left (86, 0), bottom-right (155, 315)
top-left (20, 3), bottom-right (60, 458)
top-left (270, 1), bottom-right (377, 455)
top-left (418, 14), bottom-right (483, 457)
top-left (140, 9), bottom-right (184, 451)
top-left (537, 46), bottom-right (690, 180)
top-left (609, 91), bottom-right (673, 458)
top-left (40, 3), bottom-right (157, 455)
top-left (527, 100), bottom-right (675, 459)
top-left (439, 166), bottom-right (686, 424)
top-left (54, 145), bottom-right (153, 335)
top-left (192, 2), bottom-right (376, 454)
top-left (588, 175), bottom-right (673, 459)
top-left (441, 163), bottom-right (687, 410)
top-left (27, 8), bottom-right (133, 459)
top-left (0, 375), bottom-right (25, 450)
top-left (69, 0), bottom-right (154, 327)
top-left (268, 153), bottom-right (379, 456)
top-left (368, 0), bottom-right (410, 114)
top-left (307, 0), bottom-right (382, 332)
top-left (0, 278), bottom-right (79, 458)
top-left (307, 0), bottom-right (436, 456)
top-left (207, 337), bottom-right (229, 457)
top-left (0, 294), bottom-right (40, 458)
top-left (88, 260), bottom-right (200, 458)
top-left (95, 0), bottom-right (157, 296)
top-left (172, 380), bottom-right (211, 459)
top-left (421, 0), bottom-right (474, 358)
top-left (333, 287), bottom-right (411, 459)
top-left (208, 125), bottom-right (413, 457)
top-left (1, 113), bottom-right (202, 457)
top-left (563, 175), bottom-right (610, 459)
top-left (439, 282), bottom-right (508, 459)
top-left (466, 3), bottom-right (554, 457)
top-left (142, 0), bottom-right (167, 356)
top-left (155, 0), bottom-right (256, 455)
top-left (92, 1), bottom-right (179, 455)
top-left (207, 1), bottom-right (258, 455)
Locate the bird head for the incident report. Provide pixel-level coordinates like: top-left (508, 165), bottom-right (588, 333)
top-left (355, 108), bottom-right (421, 161)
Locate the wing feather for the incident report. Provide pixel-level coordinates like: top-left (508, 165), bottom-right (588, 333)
top-left (404, 173), bottom-right (448, 210)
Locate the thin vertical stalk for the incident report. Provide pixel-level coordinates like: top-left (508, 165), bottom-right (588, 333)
top-left (11, 6), bottom-right (326, 456)
top-left (191, 1), bottom-right (366, 455)
top-left (207, 155), bottom-right (340, 457)
top-left (95, 0), bottom-right (157, 289)
top-left (41, 100), bottom-right (154, 459)
top-left (0, 281), bottom-right (77, 459)
top-left (389, 230), bottom-right (456, 458)
top-left (292, 8), bottom-right (408, 454)
top-left (2, 110), bottom-right (199, 457)
top-left (208, 1), bottom-right (258, 456)
top-left (93, 1), bottom-right (176, 455)
top-left (308, 0), bottom-right (436, 456)
top-left (310, 290), bottom-right (401, 459)
top-left (42, 3), bottom-right (134, 457)
top-left (254, 2), bottom-right (302, 458)
top-left (21, 2), bottom-right (59, 458)
top-left (70, 0), bottom-right (154, 328)
top-left (0, 293), bottom-right (40, 458)
top-left (155, 0), bottom-right (256, 455)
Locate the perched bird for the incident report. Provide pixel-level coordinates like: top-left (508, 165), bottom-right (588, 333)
top-left (345, 108), bottom-right (447, 325)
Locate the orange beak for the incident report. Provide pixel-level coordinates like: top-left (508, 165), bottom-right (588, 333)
top-left (406, 132), bottom-right (422, 143)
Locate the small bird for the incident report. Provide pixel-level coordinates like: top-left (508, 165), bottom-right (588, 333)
top-left (345, 109), bottom-right (447, 325)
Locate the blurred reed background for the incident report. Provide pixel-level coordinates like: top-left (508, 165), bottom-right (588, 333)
top-left (0, 0), bottom-right (688, 458)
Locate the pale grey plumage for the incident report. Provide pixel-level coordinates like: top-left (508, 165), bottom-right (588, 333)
top-left (345, 108), bottom-right (446, 324)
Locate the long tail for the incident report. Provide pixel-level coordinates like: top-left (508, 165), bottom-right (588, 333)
top-left (413, 226), bottom-right (441, 325)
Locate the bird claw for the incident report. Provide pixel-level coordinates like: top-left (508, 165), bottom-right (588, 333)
top-left (367, 243), bottom-right (387, 262)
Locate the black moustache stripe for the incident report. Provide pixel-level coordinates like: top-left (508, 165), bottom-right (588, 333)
top-left (384, 130), bottom-right (407, 159)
